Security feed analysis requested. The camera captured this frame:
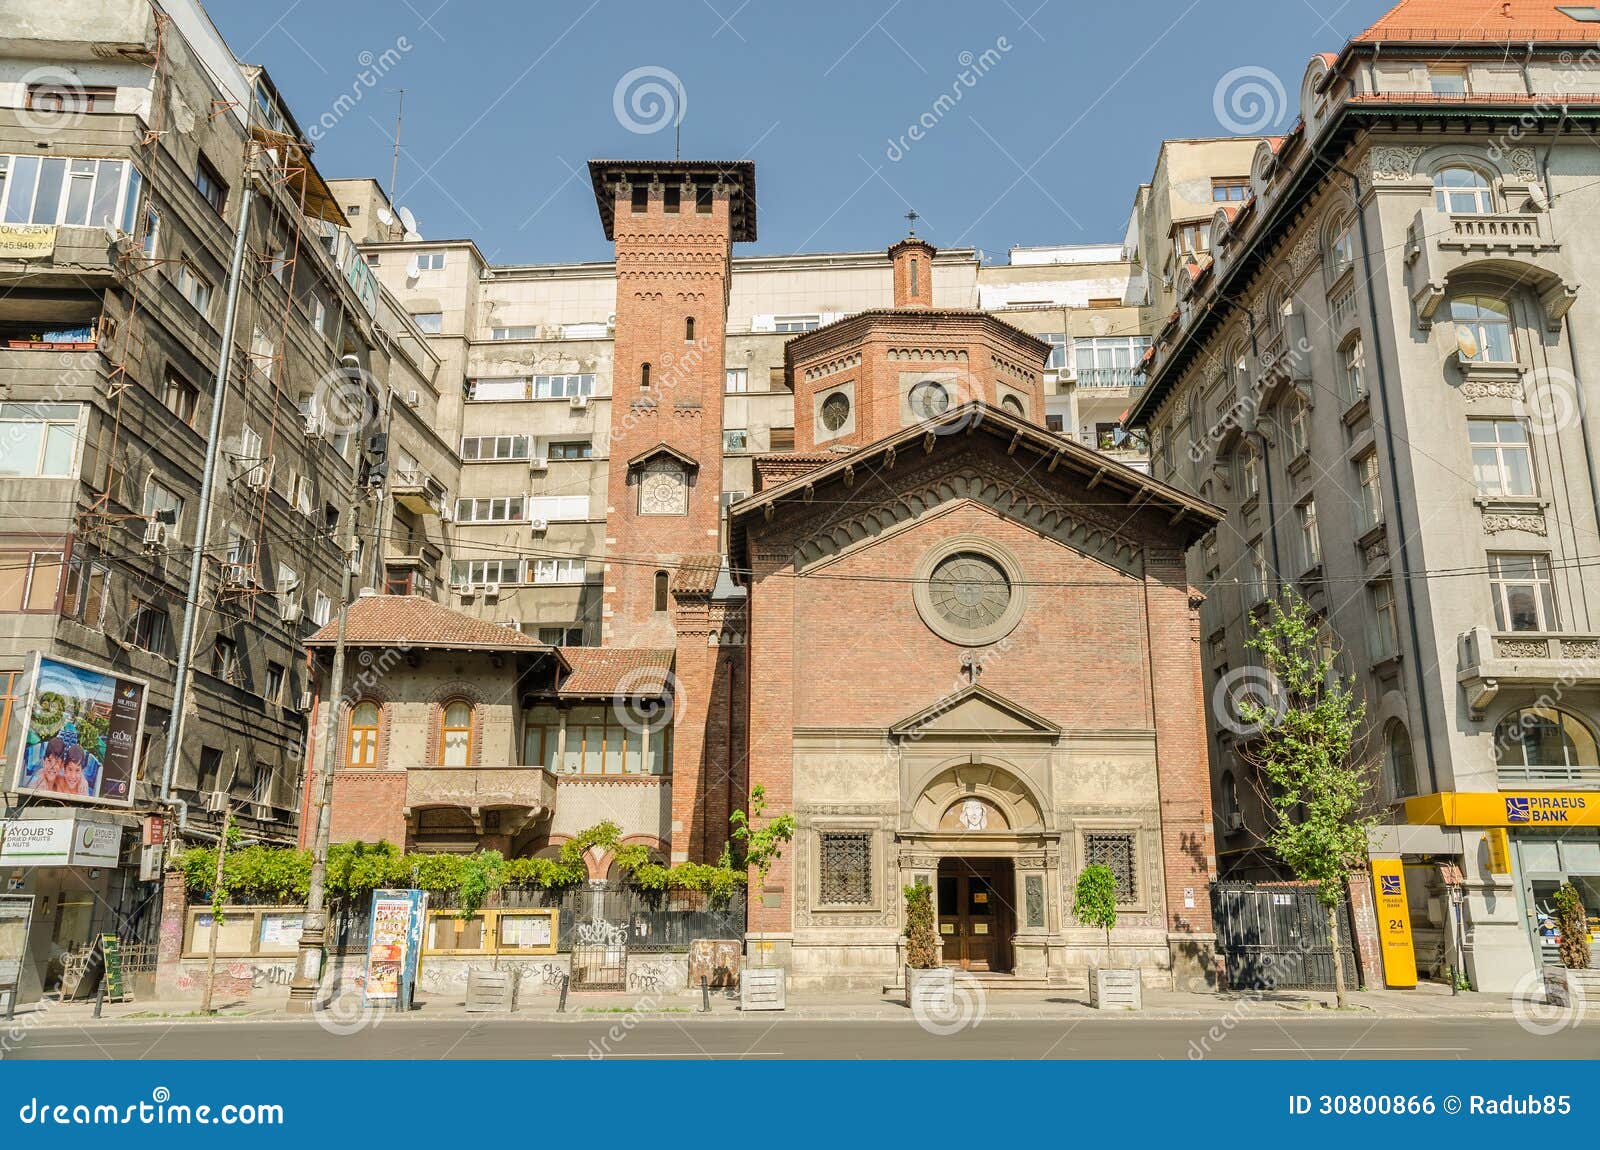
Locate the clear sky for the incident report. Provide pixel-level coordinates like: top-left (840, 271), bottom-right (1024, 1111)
top-left (207, 0), bottom-right (1396, 265)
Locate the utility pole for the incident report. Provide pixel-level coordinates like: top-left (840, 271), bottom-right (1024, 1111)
top-left (287, 461), bottom-right (366, 1013)
top-left (200, 800), bottom-right (233, 1015)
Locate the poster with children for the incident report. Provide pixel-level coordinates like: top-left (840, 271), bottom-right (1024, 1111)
top-left (11, 654), bottom-right (148, 807)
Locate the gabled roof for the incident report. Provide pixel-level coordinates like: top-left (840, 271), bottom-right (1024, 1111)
top-left (557, 647), bottom-right (675, 696)
top-left (305, 595), bottom-right (566, 661)
top-left (669, 553), bottom-right (722, 595)
top-left (626, 442), bottom-right (700, 471)
top-left (888, 683), bottom-right (1061, 739)
top-left (1354, 0), bottom-right (1600, 42)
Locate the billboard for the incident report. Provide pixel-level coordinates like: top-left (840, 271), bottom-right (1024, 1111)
top-left (363, 889), bottom-right (427, 1010)
top-left (10, 653), bottom-right (148, 807)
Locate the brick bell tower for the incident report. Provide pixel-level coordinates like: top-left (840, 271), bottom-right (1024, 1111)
top-left (589, 160), bottom-right (757, 862)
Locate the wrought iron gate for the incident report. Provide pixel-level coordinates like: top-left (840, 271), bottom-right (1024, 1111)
top-left (1212, 882), bottom-right (1360, 990)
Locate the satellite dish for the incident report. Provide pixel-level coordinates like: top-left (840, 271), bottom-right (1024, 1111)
top-left (405, 255), bottom-right (420, 280)
top-left (397, 206), bottom-right (422, 241)
top-left (1528, 184), bottom-right (1550, 211)
top-left (376, 207), bottom-right (395, 226)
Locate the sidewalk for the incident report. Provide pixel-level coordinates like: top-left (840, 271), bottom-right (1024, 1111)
top-left (7, 980), bottom-right (1540, 1027)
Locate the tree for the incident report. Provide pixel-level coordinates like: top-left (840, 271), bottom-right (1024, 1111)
top-left (1072, 864), bottom-right (1119, 965)
top-left (903, 883), bottom-right (941, 969)
top-left (1236, 590), bottom-right (1379, 1009)
top-left (1552, 883), bottom-right (1591, 970)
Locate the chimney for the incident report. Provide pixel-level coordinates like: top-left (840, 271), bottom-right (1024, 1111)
top-left (889, 236), bottom-right (936, 309)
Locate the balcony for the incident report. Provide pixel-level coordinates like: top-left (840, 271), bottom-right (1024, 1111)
top-left (1456, 624), bottom-right (1600, 719)
top-left (1073, 367), bottom-right (1145, 390)
top-left (404, 764), bottom-right (557, 836)
top-left (1409, 209), bottom-right (1576, 330)
top-left (389, 468), bottom-right (447, 516)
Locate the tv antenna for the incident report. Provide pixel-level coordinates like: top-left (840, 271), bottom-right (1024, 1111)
top-left (387, 88), bottom-right (406, 202)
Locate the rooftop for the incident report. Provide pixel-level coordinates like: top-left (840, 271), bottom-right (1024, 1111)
top-left (305, 594), bottom-right (560, 655)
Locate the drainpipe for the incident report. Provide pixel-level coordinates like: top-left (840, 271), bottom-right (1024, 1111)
top-left (1244, 316), bottom-right (1284, 581)
top-left (1337, 162), bottom-right (1439, 794)
top-left (159, 185), bottom-right (255, 837)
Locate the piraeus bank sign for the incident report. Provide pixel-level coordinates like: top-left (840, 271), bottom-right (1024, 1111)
top-left (1404, 791), bottom-right (1597, 828)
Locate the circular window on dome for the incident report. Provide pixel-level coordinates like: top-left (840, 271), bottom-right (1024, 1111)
top-left (820, 391), bottom-right (850, 432)
top-left (908, 379), bottom-right (951, 421)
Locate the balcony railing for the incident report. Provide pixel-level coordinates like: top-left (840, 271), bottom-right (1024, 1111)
top-left (1074, 367), bottom-right (1145, 389)
top-left (1456, 624), bottom-right (1600, 719)
top-left (1498, 764), bottom-right (1600, 789)
top-left (404, 763), bottom-right (557, 815)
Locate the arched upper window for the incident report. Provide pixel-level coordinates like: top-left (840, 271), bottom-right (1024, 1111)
top-left (1451, 294), bottom-right (1514, 363)
top-left (640, 362), bottom-right (651, 390)
top-left (1386, 720), bottom-right (1417, 798)
top-left (440, 699), bottom-right (473, 766)
top-left (654, 570), bottom-right (669, 612)
top-left (1324, 214), bottom-right (1356, 278)
top-left (684, 316), bottom-right (695, 342)
top-left (1433, 166), bottom-right (1493, 214)
top-left (347, 701), bottom-right (380, 768)
top-left (1494, 706), bottom-right (1599, 776)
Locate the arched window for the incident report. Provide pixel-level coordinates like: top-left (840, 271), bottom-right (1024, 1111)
top-left (1494, 706), bottom-right (1600, 778)
top-left (1433, 166), bottom-right (1493, 214)
top-left (440, 699), bottom-right (473, 766)
top-left (1451, 294), bottom-right (1514, 363)
top-left (346, 701), bottom-right (380, 768)
top-left (654, 570), bottom-right (669, 612)
top-left (1325, 214), bottom-right (1355, 278)
top-left (684, 316), bottom-right (695, 342)
top-left (1386, 721), bottom-right (1417, 798)
top-left (640, 362), bottom-right (651, 390)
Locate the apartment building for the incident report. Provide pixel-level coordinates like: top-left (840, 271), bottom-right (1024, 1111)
top-left (0, 0), bottom-right (452, 1003)
top-left (1129, 0), bottom-right (1600, 991)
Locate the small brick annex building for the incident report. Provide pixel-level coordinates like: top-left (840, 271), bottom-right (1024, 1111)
top-left (305, 160), bottom-right (1224, 990)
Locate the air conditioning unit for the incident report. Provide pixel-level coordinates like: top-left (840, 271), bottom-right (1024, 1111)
top-left (529, 457), bottom-right (548, 472)
top-left (458, 583), bottom-right (477, 600)
top-left (297, 690), bottom-right (314, 712)
top-left (241, 458), bottom-right (272, 490)
top-left (569, 394), bottom-right (590, 410)
top-left (529, 518), bottom-right (549, 534)
top-left (141, 518), bottom-right (167, 552)
top-left (302, 412), bottom-right (327, 439)
top-left (440, 506), bottom-right (454, 523)
top-left (405, 389), bottom-right (421, 408)
top-left (482, 581), bottom-right (501, 599)
top-left (280, 600), bottom-right (304, 624)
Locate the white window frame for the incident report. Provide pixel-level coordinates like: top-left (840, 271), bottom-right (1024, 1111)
top-left (725, 368), bottom-right (749, 393)
top-left (0, 402), bottom-right (82, 478)
top-left (0, 154), bottom-right (141, 233)
top-left (1297, 499), bottom-right (1321, 571)
top-left (459, 434), bottom-right (532, 461)
top-left (1469, 419), bottom-right (1535, 498)
top-left (1488, 552), bottom-right (1559, 633)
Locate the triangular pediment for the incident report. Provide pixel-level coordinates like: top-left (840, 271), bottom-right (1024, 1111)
top-left (889, 683), bottom-right (1060, 740)
top-left (626, 442), bottom-right (700, 472)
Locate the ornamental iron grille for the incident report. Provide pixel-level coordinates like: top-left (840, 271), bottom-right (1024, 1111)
top-left (818, 832), bottom-right (873, 905)
top-left (1083, 832), bottom-right (1136, 902)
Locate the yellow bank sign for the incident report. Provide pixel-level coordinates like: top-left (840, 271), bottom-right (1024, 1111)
top-left (1370, 859), bottom-right (1417, 988)
top-left (1404, 791), bottom-right (1597, 827)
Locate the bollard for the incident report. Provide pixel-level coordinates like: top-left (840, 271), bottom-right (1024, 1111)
top-left (557, 973), bottom-right (569, 1014)
top-left (3, 988), bottom-right (13, 1022)
top-left (93, 980), bottom-right (105, 1020)
top-left (700, 974), bottom-right (710, 1013)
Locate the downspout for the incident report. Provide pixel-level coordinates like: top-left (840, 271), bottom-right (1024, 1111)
top-left (1244, 316), bottom-right (1284, 580)
top-left (159, 185), bottom-right (256, 837)
top-left (1338, 162), bottom-right (1438, 793)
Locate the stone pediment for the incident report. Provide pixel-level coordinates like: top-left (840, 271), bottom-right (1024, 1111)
top-left (888, 684), bottom-right (1060, 741)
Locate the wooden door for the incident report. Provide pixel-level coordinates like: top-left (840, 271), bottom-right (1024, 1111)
top-left (937, 866), bottom-right (1000, 970)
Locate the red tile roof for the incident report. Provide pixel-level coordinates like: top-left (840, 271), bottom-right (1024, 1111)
top-left (557, 647), bottom-right (675, 696)
top-left (305, 594), bottom-right (556, 653)
top-left (669, 554), bottom-right (722, 595)
top-left (1355, 0), bottom-right (1600, 41)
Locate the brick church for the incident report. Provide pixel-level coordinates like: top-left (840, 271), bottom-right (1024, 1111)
top-left (308, 159), bottom-right (1222, 990)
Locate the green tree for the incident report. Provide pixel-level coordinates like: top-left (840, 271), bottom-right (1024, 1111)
top-left (903, 883), bottom-right (941, 969)
top-left (1236, 591), bottom-right (1378, 1009)
top-left (1072, 864), bottom-right (1119, 964)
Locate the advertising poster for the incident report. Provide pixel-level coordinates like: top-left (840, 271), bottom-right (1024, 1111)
top-left (11, 653), bottom-right (148, 807)
top-left (363, 889), bottom-right (426, 1009)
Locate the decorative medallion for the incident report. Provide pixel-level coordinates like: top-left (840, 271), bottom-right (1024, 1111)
top-left (638, 460), bottom-right (688, 516)
top-left (928, 552), bottom-right (1011, 631)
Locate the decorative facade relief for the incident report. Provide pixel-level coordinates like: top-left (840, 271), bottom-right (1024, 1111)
top-left (1366, 146), bottom-right (1425, 182)
top-left (1460, 380), bottom-right (1523, 402)
top-left (1506, 147), bottom-right (1539, 183)
top-left (1482, 512), bottom-right (1547, 536)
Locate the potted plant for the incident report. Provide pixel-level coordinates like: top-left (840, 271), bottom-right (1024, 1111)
top-left (1074, 864), bottom-right (1140, 1010)
top-left (903, 882), bottom-right (952, 1009)
top-left (1546, 883), bottom-right (1597, 1006)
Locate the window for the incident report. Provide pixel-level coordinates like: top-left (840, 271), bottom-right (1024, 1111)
top-left (239, 424), bottom-right (267, 488)
top-left (527, 495), bottom-right (590, 521)
top-left (1341, 337), bottom-right (1367, 402)
top-left (631, 185), bottom-right (649, 212)
top-left (451, 558), bottom-right (523, 585)
top-left (1176, 221), bottom-right (1210, 256)
top-left (1429, 65), bottom-right (1469, 96)
top-left (1297, 499), bottom-right (1321, 570)
top-left (555, 702), bottom-right (664, 775)
top-left (1326, 218), bottom-right (1355, 279)
top-left (1286, 395), bottom-right (1309, 456)
top-left (26, 83), bottom-right (117, 115)
top-left (1246, 537), bottom-right (1267, 604)
top-left (0, 551), bottom-right (64, 613)
top-left (547, 440), bottom-right (592, 460)
top-left (696, 184), bottom-right (713, 214)
top-left (640, 362), bottom-right (651, 390)
top-left (0, 403), bottom-right (81, 477)
top-left (531, 558), bottom-right (585, 584)
top-left (662, 186), bottom-right (680, 214)
top-left (210, 637), bottom-right (239, 682)
top-left (194, 154), bottom-right (227, 215)
top-left (309, 296), bottom-right (326, 336)
top-left (773, 315), bottom-right (820, 333)
top-left (264, 661), bottom-right (286, 705)
top-left (63, 553), bottom-right (110, 627)
top-left (1212, 178), bottom-right (1249, 202)
top-left (162, 369), bottom-right (199, 426)
top-left (1452, 294), bottom-right (1514, 362)
top-left (1239, 446), bottom-right (1260, 500)
top-left (440, 700), bottom-right (472, 766)
top-left (817, 831), bottom-right (873, 905)
top-left (459, 434), bottom-right (531, 461)
top-left (723, 429), bottom-right (749, 453)
top-left (489, 326), bottom-right (539, 341)
top-left (1387, 722), bottom-right (1417, 798)
top-left (1218, 770), bottom-right (1240, 825)
top-left (248, 327), bottom-right (275, 381)
top-left (685, 316), bottom-right (695, 342)
top-left (1470, 419), bottom-right (1535, 497)
top-left (347, 701), bottom-right (380, 768)
top-left (312, 590), bottom-right (332, 627)
top-left (453, 496), bottom-right (526, 523)
top-left (143, 477), bottom-right (184, 531)
top-left (534, 374), bottom-right (594, 399)
top-left (141, 204), bottom-right (160, 257)
top-left (415, 251), bottom-right (445, 271)
top-left (1355, 452), bottom-right (1382, 531)
top-left (1083, 832), bottom-right (1137, 903)
top-left (1434, 166), bottom-right (1493, 214)
top-left (410, 312), bottom-right (443, 334)
top-left (1489, 552), bottom-right (1557, 632)
top-left (267, 242), bottom-right (288, 283)
top-left (536, 626), bottom-right (585, 647)
top-left (0, 154), bottom-right (141, 232)
top-left (1494, 706), bottom-right (1599, 778)
top-left (725, 368), bottom-right (748, 393)
top-left (1367, 580), bottom-right (1398, 659)
top-left (1073, 336), bottom-right (1150, 387)
top-left (654, 570), bottom-right (669, 612)
top-left (1043, 333), bottom-right (1069, 371)
top-left (175, 262), bottom-right (214, 316)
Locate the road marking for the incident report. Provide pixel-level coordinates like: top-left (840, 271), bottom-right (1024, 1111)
top-left (548, 1052), bottom-right (785, 1059)
top-left (18, 1042), bottom-right (146, 1049)
top-left (1249, 1047), bottom-right (1471, 1053)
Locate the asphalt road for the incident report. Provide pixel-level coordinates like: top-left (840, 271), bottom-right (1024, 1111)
top-left (3, 1017), bottom-right (1592, 1060)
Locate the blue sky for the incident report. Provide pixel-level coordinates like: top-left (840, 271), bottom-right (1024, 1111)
top-left (208, 0), bottom-right (1396, 264)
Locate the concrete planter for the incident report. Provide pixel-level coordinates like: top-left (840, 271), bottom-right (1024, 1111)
top-left (1088, 967), bottom-right (1142, 1010)
top-left (739, 965), bottom-right (786, 1011)
top-left (1545, 966), bottom-right (1599, 1006)
top-left (906, 965), bottom-right (954, 1012)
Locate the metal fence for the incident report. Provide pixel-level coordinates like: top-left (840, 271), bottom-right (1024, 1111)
top-left (1212, 881), bottom-right (1361, 990)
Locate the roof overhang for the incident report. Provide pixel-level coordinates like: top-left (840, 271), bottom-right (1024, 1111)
top-left (588, 159), bottom-right (756, 241)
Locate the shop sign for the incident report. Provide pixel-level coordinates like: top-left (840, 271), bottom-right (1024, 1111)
top-left (0, 223), bottom-right (57, 260)
top-left (1404, 791), bottom-right (1599, 828)
top-left (10, 653), bottom-right (149, 807)
top-left (0, 815), bottom-right (122, 868)
top-left (1370, 859), bottom-right (1417, 988)
top-left (1484, 828), bottom-right (1512, 874)
top-left (362, 889), bottom-right (426, 1010)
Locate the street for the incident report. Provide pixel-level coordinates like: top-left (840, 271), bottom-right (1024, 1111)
top-left (3, 1017), bottom-right (1591, 1060)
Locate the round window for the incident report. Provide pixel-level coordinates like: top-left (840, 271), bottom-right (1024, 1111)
top-left (820, 391), bottom-right (850, 431)
top-left (908, 380), bottom-right (951, 420)
top-left (928, 552), bottom-right (1011, 631)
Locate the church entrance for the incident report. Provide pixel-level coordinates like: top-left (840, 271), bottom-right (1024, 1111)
top-left (937, 857), bottom-right (1015, 972)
